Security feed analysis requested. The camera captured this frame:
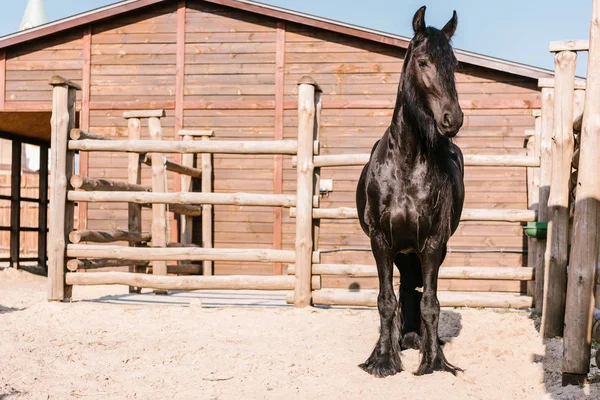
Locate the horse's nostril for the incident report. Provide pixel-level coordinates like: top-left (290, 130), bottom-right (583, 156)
top-left (442, 113), bottom-right (451, 128)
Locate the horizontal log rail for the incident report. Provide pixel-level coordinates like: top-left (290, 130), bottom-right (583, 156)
top-left (287, 289), bottom-right (534, 309)
top-left (70, 128), bottom-right (111, 141)
top-left (68, 139), bottom-right (301, 155)
top-left (287, 264), bottom-right (534, 280)
top-left (71, 176), bottom-right (151, 192)
top-left (66, 272), bottom-right (298, 291)
top-left (289, 207), bottom-right (536, 222)
top-left (68, 191), bottom-right (297, 207)
top-left (66, 258), bottom-right (149, 271)
top-left (66, 244), bottom-right (321, 263)
top-left (292, 154), bottom-right (540, 168)
top-left (140, 202), bottom-right (203, 217)
top-left (69, 230), bottom-right (151, 244)
top-left (140, 154), bottom-right (202, 179)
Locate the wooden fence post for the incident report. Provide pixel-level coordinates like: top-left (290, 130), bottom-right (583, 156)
top-left (180, 134), bottom-right (195, 247)
top-left (201, 132), bottom-right (213, 276)
top-left (294, 77), bottom-right (320, 307)
top-left (526, 130), bottom-right (539, 298)
top-left (48, 76), bottom-right (80, 301)
top-left (535, 84), bottom-right (555, 314)
top-left (149, 114), bottom-right (168, 294)
top-left (312, 91), bottom-right (322, 252)
top-left (127, 116), bottom-right (143, 293)
top-left (542, 50), bottom-right (577, 338)
top-left (562, 0), bottom-right (600, 385)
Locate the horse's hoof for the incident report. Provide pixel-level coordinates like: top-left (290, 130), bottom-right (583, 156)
top-left (359, 352), bottom-right (402, 378)
top-left (414, 355), bottom-right (462, 376)
top-left (401, 332), bottom-right (421, 350)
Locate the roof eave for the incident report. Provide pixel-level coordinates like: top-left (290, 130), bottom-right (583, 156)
top-left (0, 0), bottom-right (554, 80)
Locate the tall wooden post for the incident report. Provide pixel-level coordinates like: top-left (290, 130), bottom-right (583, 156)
top-left (10, 139), bottom-right (21, 269)
top-left (149, 115), bottom-right (168, 294)
top-left (541, 50), bottom-right (577, 338)
top-left (38, 143), bottom-right (49, 272)
top-left (126, 116), bottom-right (143, 293)
top-left (48, 76), bottom-right (80, 301)
top-left (294, 77), bottom-right (320, 307)
top-left (535, 85), bottom-right (554, 313)
top-left (562, 0), bottom-right (600, 385)
top-left (201, 133), bottom-right (213, 276)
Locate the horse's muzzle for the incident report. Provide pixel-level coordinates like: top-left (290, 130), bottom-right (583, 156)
top-left (440, 110), bottom-right (463, 138)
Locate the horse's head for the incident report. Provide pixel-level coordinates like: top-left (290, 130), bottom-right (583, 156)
top-left (404, 6), bottom-right (463, 138)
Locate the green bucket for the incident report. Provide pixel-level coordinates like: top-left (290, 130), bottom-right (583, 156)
top-left (523, 221), bottom-right (547, 239)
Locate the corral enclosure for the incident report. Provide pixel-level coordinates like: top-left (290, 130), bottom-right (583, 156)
top-left (0, 0), bottom-right (551, 293)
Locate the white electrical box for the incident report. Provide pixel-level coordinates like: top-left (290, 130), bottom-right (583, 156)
top-left (320, 179), bottom-right (333, 192)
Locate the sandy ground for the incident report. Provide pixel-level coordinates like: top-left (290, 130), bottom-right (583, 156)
top-left (1, 268), bottom-right (599, 400)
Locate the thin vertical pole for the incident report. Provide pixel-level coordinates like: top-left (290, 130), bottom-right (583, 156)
top-left (10, 140), bottom-right (21, 269)
top-left (127, 116), bottom-right (143, 293)
top-left (38, 143), bottom-right (48, 272)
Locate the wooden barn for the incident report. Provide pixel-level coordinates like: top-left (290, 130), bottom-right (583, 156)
top-left (0, 0), bottom-right (553, 293)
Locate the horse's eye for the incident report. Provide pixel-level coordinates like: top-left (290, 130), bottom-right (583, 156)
top-left (418, 59), bottom-right (428, 68)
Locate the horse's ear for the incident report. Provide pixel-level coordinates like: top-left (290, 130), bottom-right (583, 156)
top-left (412, 6), bottom-right (427, 35)
top-left (442, 11), bottom-right (458, 39)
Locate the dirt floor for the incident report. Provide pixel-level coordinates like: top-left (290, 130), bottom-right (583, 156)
top-left (1, 268), bottom-right (599, 400)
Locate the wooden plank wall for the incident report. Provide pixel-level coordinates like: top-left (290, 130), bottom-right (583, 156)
top-left (0, 1), bottom-right (540, 292)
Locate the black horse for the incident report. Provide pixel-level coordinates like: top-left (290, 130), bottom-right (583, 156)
top-left (356, 6), bottom-right (465, 377)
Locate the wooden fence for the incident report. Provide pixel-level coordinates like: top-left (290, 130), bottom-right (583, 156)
top-left (533, 0), bottom-right (600, 385)
top-left (50, 73), bottom-right (542, 309)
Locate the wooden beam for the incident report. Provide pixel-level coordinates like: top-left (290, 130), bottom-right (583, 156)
top-left (542, 50), bottom-right (577, 339)
top-left (123, 110), bottom-right (165, 119)
top-left (68, 191), bottom-right (297, 207)
top-left (70, 129), bottom-right (111, 141)
top-left (65, 272), bottom-right (298, 291)
top-left (273, 21), bottom-right (286, 276)
top-left (70, 176), bottom-right (151, 192)
top-left (69, 139), bottom-right (300, 155)
top-left (538, 78), bottom-right (586, 90)
top-left (287, 264), bottom-right (534, 280)
top-left (562, 0), bottom-right (600, 385)
top-left (69, 230), bottom-right (151, 244)
top-left (49, 76), bottom-right (81, 90)
top-left (288, 289), bottom-right (534, 309)
top-left (549, 40), bottom-right (589, 52)
top-left (67, 244), bottom-right (320, 264)
top-left (140, 203), bottom-right (202, 217)
top-left (289, 207), bottom-right (536, 222)
top-left (66, 258), bottom-right (149, 271)
top-left (141, 154), bottom-right (203, 179)
top-left (293, 154), bottom-right (540, 168)
top-left (178, 130), bottom-right (214, 137)
top-left (179, 135), bottom-right (195, 248)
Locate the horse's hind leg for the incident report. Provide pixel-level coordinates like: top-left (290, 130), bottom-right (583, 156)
top-left (395, 253), bottom-right (422, 350)
top-left (415, 245), bottom-right (461, 376)
top-left (359, 233), bottom-right (402, 377)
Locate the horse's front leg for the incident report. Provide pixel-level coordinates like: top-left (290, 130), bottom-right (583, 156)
top-left (415, 245), bottom-right (462, 376)
top-left (359, 233), bottom-right (402, 377)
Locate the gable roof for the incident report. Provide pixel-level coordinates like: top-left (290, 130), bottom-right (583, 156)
top-left (0, 0), bottom-right (553, 80)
